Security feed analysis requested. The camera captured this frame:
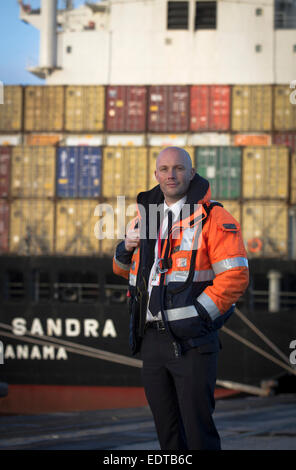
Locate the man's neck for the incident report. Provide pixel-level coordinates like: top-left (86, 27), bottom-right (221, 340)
top-left (164, 195), bottom-right (186, 207)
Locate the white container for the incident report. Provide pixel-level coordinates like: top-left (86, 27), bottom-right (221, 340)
top-left (0, 134), bottom-right (22, 146)
top-left (188, 133), bottom-right (231, 146)
top-left (147, 134), bottom-right (188, 147)
top-left (64, 134), bottom-right (104, 146)
top-left (106, 134), bottom-right (145, 147)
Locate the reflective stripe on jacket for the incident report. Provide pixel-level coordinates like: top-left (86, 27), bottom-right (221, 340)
top-left (113, 173), bottom-right (249, 354)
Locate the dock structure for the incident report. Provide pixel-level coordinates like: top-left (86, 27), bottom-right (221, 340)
top-left (0, 394), bottom-right (295, 450)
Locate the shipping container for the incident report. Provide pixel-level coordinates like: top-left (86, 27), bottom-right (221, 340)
top-left (11, 146), bottom-right (56, 198)
top-left (190, 85), bottom-right (230, 131)
top-left (57, 147), bottom-right (102, 198)
top-left (242, 201), bottom-right (288, 258)
top-left (242, 146), bottom-right (289, 200)
top-left (56, 199), bottom-right (100, 255)
top-left (0, 199), bottom-right (9, 253)
top-left (195, 146), bottom-right (241, 199)
top-left (65, 86), bottom-right (105, 132)
top-left (24, 86), bottom-right (64, 131)
top-left (274, 85), bottom-right (296, 130)
top-left (272, 133), bottom-right (296, 152)
top-left (106, 134), bottom-right (145, 147)
top-left (148, 146), bottom-right (194, 189)
top-left (0, 147), bottom-right (11, 197)
top-left (147, 134), bottom-right (188, 147)
top-left (148, 86), bottom-right (189, 132)
top-left (9, 199), bottom-right (54, 255)
top-left (219, 200), bottom-right (241, 223)
top-left (232, 134), bottom-right (271, 146)
top-left (102, 147), bottom-right (148, 197)
top-left (188, 133), bottom-right (231, 146)
top-left (0, 86), bottom-right (23, 132)
top-left (99, 198), bottom-right (137, 255)
top-left (231, 85), bottom-right (272, 131)
top-left (272, 133), bottom-right (296, 203)
top-left (106, 86), bottom-right (147, 132)
top-left (65, 135), bottom-right (104, 146)
top-left (25, 134), bottom-right (63, 146)
top-left (0, 135), bottom-right (22, 146)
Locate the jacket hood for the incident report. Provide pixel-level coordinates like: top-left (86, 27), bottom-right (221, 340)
top-left (137, 173), bottom-right (211, 208)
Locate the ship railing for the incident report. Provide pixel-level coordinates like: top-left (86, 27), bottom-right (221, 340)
top-left (249, 289), bottom-right (296, 307)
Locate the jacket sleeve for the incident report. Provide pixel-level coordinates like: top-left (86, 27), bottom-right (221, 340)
top-left (196, 206), bottom-right (249, 321)
top-left (113, 240), bottom-right (133, 280)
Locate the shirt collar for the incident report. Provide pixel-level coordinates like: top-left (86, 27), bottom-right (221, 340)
top-left (163, 196), bottom-right (187, 221)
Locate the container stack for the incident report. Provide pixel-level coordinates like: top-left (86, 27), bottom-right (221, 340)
top-left (0, 83), bottom-right (295, 259)
top-left (0, 146), bottom-right (10, 253)
top-left (9, 146), bottom-right (56, 255)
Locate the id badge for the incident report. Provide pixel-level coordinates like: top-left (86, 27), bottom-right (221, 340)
top-left (151, 271), bottom-right (160, 286)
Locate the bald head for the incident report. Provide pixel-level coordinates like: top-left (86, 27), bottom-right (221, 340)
top-left (154, 147), bottom-right (195, 205)
top-left (156, 147), bottom-right (193, 171)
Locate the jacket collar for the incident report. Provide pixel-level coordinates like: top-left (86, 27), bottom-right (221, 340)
top-left (137, 173), bottom-right (211, 208)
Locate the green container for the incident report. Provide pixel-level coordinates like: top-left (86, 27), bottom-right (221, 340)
top-left (195, 146), bottom-right (241, 199)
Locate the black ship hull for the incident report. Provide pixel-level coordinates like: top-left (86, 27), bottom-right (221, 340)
top-left (0, 256), bottom-right (295, 413)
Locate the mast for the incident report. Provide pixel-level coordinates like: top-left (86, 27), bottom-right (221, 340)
top-left (39, 0), bottom-right (57, 73)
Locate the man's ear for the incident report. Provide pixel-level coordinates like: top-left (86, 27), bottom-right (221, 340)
top-left (154, 170), bottom-right (160, 183)
top-left (190, 168), bottom-right (196, 180)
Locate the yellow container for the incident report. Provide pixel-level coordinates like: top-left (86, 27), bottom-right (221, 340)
top-left (274, 85), bottom-right (296, 130)
top-left (102, 147), bottom-right (148, 197)
top-left (291, 153), bottom-right (296, 204)
top-left (11, 146), bottom-right (56, 198)
top-left (99, 198), bottom-right (137, 255)
top-left (56, 199), bottom-right (101, 255)
top-left (219, 200), bottom-right (241, 223)
top-left (0, 86), bottom-right (23, 131)
top-left (231, 85), bottom-right (272, 131)
top-left (10, 199), bottom-right (54, 255)
top-left (24, 86), bottom-right (64, 131)
top-left (148, 146), bottom-right (194, 189)
top-left (65, 85), bottom-right (105, 131)
top-left (242, 201), bottom-right (288, 258)
top-left (242, 146), bottom-right (289, 199)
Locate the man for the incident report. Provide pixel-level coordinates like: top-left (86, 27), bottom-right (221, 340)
top-left (113, 147), bottom-right (249, 450)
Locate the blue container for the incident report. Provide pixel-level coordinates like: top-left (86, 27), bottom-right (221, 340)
top-left (57, 147), bottom-right (102, 197)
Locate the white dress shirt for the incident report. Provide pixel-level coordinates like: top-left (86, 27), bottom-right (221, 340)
top-left (146, 196), bottom-right (187, 322)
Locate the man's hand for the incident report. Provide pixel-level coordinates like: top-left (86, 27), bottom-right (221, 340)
top-left (125, 228), bottom-right (140, 252)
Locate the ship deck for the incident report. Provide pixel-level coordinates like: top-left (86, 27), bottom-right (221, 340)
top-left (0, 393), bottom-right (295, 451)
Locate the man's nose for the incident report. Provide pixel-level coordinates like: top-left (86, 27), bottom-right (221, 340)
top-left (167, 169), bottom-right (176, 179)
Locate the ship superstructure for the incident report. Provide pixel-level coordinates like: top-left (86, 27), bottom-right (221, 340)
top-left (18, 0), bottom-right (296, 84)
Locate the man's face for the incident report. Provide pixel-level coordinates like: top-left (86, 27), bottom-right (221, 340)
top-left (155, 149), bottom-right (195, 203)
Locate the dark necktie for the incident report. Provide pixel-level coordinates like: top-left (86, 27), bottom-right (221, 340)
top-left (148, 209), bottom-right (173, 317)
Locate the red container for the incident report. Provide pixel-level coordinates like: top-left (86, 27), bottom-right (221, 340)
top-left (148, 86), bottom-right (189, 132)
top-left (0, 199), bottom-right (9, 253)
top-left (0, 147), bottom-right (11, 197)
top-left (190, 85), bottom-right (230, 131)
top-left (106, 86), bottom-right (147, 132)
top-left (273, 133), bottom-right (296, 153)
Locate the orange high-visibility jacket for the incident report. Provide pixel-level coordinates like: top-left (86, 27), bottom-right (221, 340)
top-left (113, 174), bottom-right (249, 355)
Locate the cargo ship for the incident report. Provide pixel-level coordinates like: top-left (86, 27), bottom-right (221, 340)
top-left (0, 0), bottom-right (296, 414)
